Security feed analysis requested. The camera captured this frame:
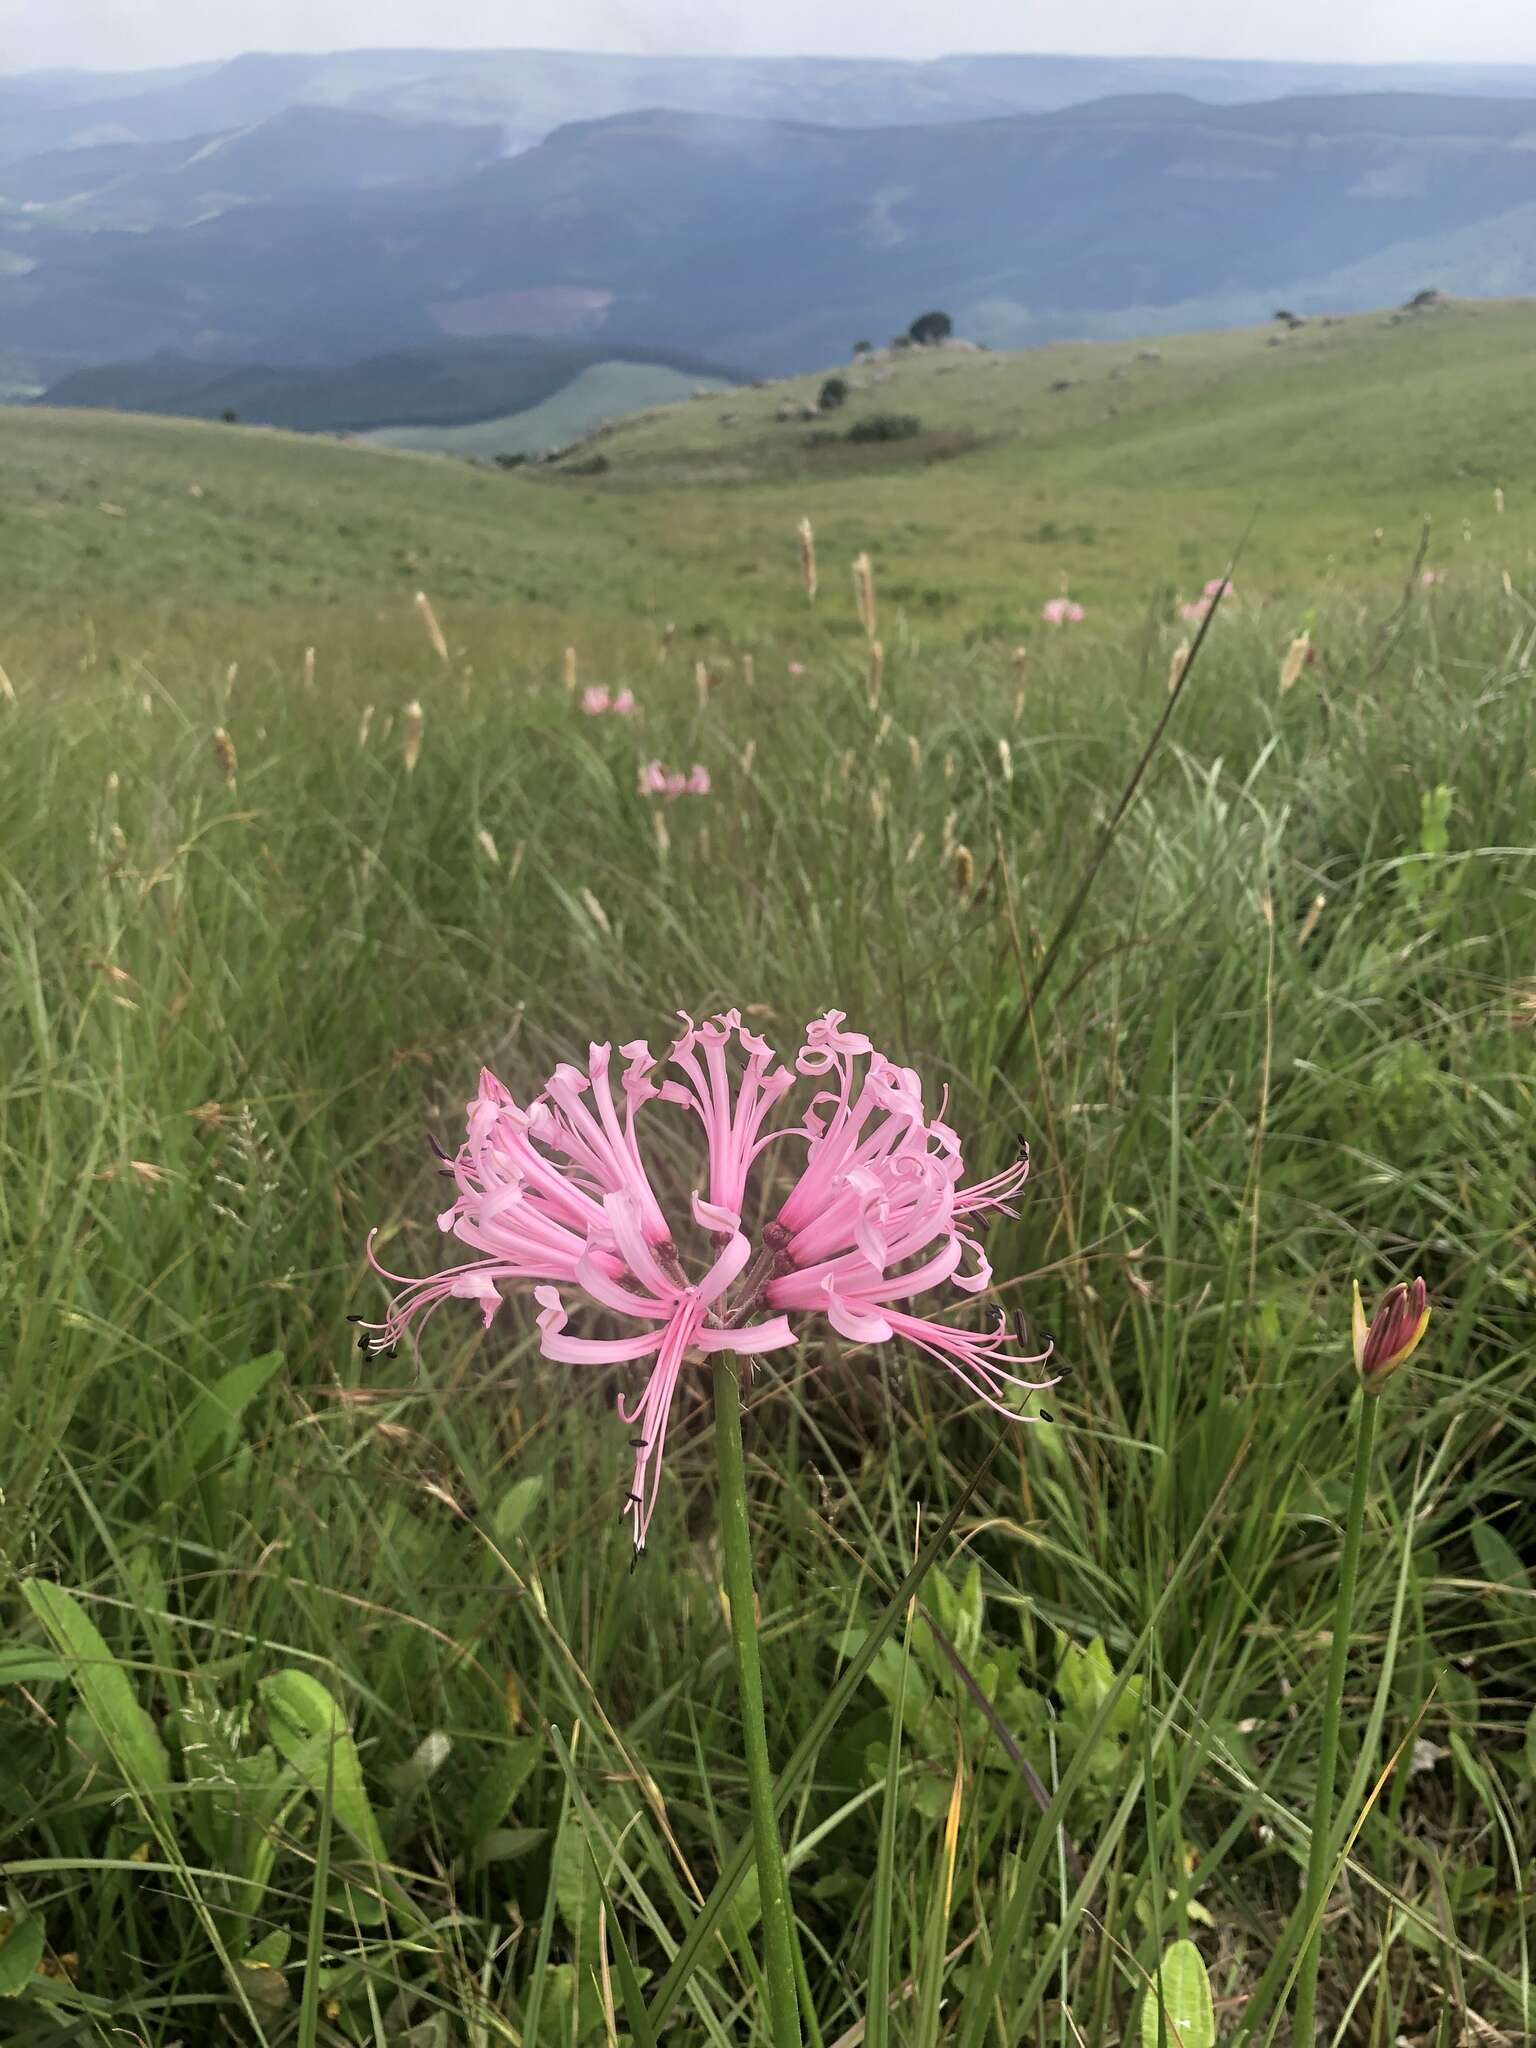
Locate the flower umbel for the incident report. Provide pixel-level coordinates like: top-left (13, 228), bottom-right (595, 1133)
top-left (360, 1011), bottom-right (1054, 1553)
top-left (1351, 1276), bottom-right (1430, 1389)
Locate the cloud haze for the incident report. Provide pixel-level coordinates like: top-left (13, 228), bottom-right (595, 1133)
top-left (5, 0), bottom-right (1536, 75)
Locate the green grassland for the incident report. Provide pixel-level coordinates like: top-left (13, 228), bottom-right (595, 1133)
top-left (1, 301), bottom-right (1534, 2046)
top-left (7, 297), bottom-right (1536, 674)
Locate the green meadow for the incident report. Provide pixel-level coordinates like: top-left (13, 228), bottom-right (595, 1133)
top-left (1, 300), bottom-right (1533, 2047)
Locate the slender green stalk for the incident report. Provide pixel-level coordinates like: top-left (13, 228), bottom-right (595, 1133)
top-left (713, 1354), bottom-right (804, 2048)
top-left (1292, 1393), bottom-right (1379, 2045)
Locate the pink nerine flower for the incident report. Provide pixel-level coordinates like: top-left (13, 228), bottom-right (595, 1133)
top-left (612, 688), bottom-right (636, 714)
top-left (1041, 598), bottom-right (1085, 624)
top-left (638, 760), bottom-right (711, 800)
top-left (1179, 577), bottom-right (1233, 623)
top-left (581, 686), bottom-right (611, 714)
top-left (358, 1011), bottom-right (1054, 1554)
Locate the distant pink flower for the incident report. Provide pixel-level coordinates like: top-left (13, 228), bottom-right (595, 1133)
top-left (358, 1010), bottom-right (1055, 1555)
top-left (583, 686), bottom-right (638, 716)
top-left (1179, 577), bottom-right (1234, 624)
top-left (1421, 568), bottom-right (1445, 587)
top-left (788, 661), bottom-right (808, 676)
top-left (638, 760), bottom-right (711, 800)
top-left (1041, 598), bottom-right (1085, 624)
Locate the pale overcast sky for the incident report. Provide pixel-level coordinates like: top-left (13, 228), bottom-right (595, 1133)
top-left (3, 1), bottom-right (1536, 75)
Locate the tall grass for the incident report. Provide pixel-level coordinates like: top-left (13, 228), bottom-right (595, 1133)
top-left (1, 571), bottom-right (1533, 2045)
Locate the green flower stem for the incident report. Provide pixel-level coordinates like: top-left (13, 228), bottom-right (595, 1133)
top-left (1293, 1391), bottom-right (1379, 2045)
top-left (713, 1354), bottom-right (804, 2048)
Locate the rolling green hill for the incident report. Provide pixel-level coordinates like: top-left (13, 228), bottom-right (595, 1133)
top-left (359, 361), bottom-right (733, 457)
top-left (8, 296), bottom-right (1535, 664)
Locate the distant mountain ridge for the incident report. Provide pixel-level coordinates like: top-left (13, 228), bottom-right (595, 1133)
top-left (10, 45), bottom-right (1536, 165)
top-left (11, 59), bottom-right (1536, 398)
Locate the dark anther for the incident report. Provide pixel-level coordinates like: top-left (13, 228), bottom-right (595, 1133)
top-left (345, 1313), bottom-right (363, 1324)
top-left (629, 1547), bottom-right (646, 1576)
top-left (629, 1436), bottom-right (649, 1449)
top-left (1039, 1407), bottom-right (1056, 1424)
top-left (627, 1491), bottom-right (642, 1506)
top-left (1016, 1132), bottom-right (1030, 1159)
top-left (426, 1133), bottom-right (451, 1161)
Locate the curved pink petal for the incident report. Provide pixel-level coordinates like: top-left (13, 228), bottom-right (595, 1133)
top-left (697, 1227), bottom-right (752, 1307)
top-left (602, 1191), bottom-right (679, 1301)
top-left (535, 1286), bottom-right (667, 1364)
top-left (696, 1315), bottom-right (798, 1355)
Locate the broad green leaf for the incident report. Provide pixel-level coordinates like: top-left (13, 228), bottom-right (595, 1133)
top-left (491, 1475), bottom-right (545, 1546)
top-left (0, 1912), bottom-right (46, 1997)
top-left (245, 1929), bottom-right (291, 1970)
top-left (1471, 1519), bottom-right (1530, 1594)
top-left (0, 1649), bottom-right (69, 1686)
top-left (470, 1825), bottom-right (547, 1870)
top-left (465, 1737), bottom-right (540, 1846)
top-left (552, 1810), bottom-right (601, 1937)
top-left (1141, 1938), bottom-right (1215, 2048)
top-left (23, 1580), bottom-right (170, 1820)
top-left (167, 1351), bottom-right (284, 1496)
top-left (257, 1668), bottom-right (387, 1905)
top-left (1058, 1635), bottom-right (1142, 1737)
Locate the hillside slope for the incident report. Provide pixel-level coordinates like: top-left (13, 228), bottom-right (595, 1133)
top-left (7, 299), bottom-right (1533, 656)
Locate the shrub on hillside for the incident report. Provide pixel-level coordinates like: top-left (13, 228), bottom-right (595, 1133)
top-left (908, 310), bottom-right (953, 347)
top-left (847, 412), bottom-right (922, 443)
top-left (818, 376), bottom-right (849, 412)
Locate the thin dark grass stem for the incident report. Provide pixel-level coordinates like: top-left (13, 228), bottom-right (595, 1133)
top-left (996, 534), bottom-right (1251, 1073)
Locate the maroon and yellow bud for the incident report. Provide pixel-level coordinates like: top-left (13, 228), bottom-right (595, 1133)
top-left (1352, 1277), bottom-right (1430, 1390)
